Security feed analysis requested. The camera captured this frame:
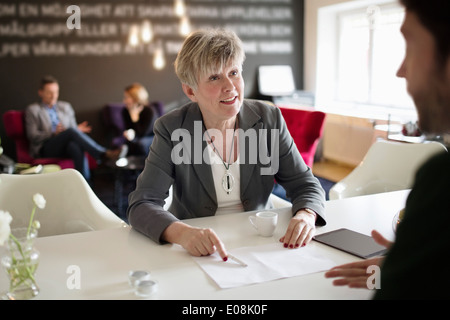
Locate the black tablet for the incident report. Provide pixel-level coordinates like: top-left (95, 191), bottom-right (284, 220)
top-left (313, 228), bottom-right (388, 259)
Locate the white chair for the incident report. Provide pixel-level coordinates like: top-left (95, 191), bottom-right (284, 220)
top-left (163, 185), bottom-right (173, 211)
top-left (0, 169), bottom-right (127, 237)
top-left (329, 140), bottom-right (447, 200)
top-left (269, 193), bottom-right (292, 208)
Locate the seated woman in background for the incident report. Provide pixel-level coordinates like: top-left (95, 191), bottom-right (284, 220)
top-left (121, 83), bottom-right (158, 156)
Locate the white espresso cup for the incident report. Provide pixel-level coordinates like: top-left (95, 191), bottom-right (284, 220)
top-left (249, 211), bottom-right (278, 237)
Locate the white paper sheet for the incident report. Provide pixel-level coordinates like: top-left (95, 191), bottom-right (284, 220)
top-left (193, 242), bottom-right (337, 289)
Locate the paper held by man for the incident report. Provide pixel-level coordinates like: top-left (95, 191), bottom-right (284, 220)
top-left (193, 242), bottom-right (337, 289)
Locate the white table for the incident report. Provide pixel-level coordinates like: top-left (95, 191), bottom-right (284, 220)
top-left (0, 190), bottom-right (410, 300)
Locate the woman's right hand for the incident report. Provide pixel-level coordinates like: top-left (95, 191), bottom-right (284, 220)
top-left (162, 221), bottom-right (228, 260)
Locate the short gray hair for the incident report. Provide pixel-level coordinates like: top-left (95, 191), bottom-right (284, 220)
top-left (174, 28), bottom-right (246, 89)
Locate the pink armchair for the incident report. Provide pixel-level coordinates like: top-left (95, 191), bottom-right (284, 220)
top-left (278, 106), bottom-right (326, 168)
top-left (2, 110), bottom-right (97, 169)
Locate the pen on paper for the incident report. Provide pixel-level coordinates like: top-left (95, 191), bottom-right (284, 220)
top-left (227, 254), bottom-right (248, 267)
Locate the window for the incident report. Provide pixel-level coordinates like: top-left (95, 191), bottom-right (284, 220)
top-left (316, 1), bottom-right (416, 120)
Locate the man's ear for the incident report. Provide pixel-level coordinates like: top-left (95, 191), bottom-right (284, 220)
top-left (182, 83), bottom-right (197, 102)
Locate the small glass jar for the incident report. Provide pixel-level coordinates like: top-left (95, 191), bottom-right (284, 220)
top-left (1, 227), bottom-right (40, 300)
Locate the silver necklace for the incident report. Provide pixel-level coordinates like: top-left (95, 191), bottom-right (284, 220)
top-left (204, 120), bottom-right (237, 195)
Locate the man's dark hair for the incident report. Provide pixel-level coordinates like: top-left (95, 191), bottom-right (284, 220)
top-left (400, 0), bottom-right (450, 65)
top-left (39, 75), bottom-right (59, 90)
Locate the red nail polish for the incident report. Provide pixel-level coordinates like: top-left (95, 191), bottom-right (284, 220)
top-left (302, 243), bottom-right (306, 247)
top-left (289, 244), bottom-right (293, 249)
top-left (223, 257), bottom-right (228, 262)
top-left (284, 243), bottom-right (288, 248)
top-left (295, 244), bottom-right (300, 248)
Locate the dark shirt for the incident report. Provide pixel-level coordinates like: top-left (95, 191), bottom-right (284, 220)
top-left (374, 151), bottom-right (450, 299)
top-left (122, 105), bottom-right (157, 138)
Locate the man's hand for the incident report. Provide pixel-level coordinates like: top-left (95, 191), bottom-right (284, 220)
top-left (324, 230), bottom-right (392, 288)
top-left (54, 123), bottom-right (65, 135)
top-left (78, 121), bottom-right (92, 133)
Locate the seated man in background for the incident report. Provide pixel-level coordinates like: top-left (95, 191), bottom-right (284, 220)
top-left (25, 75), bottom-right (124, 181)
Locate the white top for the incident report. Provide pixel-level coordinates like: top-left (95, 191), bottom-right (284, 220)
top-left (206, 143), bottom-right (243, 215)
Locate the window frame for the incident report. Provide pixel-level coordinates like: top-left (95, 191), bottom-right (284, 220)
top-left (315, 0), bottom-right (417, 122)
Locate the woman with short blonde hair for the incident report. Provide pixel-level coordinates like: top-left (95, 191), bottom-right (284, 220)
top-left (128, 28), bottom-right (325, 260)
top-left (121, 83), bottom-right (156, 156)
top-left (124, 83), bottom-right (149, 106)
top-left (174, 28), bottom-right (246, 89)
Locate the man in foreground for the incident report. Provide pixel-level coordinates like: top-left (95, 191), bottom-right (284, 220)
top-left (325, 0), bottom-right (450, 299)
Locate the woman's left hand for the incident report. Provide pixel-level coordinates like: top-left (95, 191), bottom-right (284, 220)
top-left (279, 209), bottom-right (316, 249)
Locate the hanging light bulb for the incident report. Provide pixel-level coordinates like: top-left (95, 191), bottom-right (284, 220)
top-left (153, 43), bottom-right (166, 70)
top-left (174, 0), bottom-right (186, 17)
top-left (128, 24), bottom-right (140, 47)
top-left (141, 20), bottom-right (153, 43)
top-left (179, 15), bottom-right (191, 36)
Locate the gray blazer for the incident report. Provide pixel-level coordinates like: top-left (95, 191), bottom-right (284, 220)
top-left (24, 101), bottom-right (78, 157)
top-left (127, 100), bottom-right (326, 243)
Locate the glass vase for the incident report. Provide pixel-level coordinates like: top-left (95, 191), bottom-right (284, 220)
top-left (1, 227), bottom-right (40, 300)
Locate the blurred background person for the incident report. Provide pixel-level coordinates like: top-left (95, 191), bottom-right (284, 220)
top-left (25, 75), bottom-right (124, 182)
top-left (121, 83), bottom-right (158, 157)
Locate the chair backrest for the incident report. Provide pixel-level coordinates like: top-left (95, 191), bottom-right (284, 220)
top-left (0, 169), bottom-right (127, 237)
top-left (278, 106), bottom-right (326, 167)
top-left (151, 101), bottom-right (165, 118)
top-left (2, 110), bottom-right (34, 163)
top-left (329, 140), bottom-right (448, 200)
top-left (3, 110), bottom-right (97, 170)
top-left (102, 103), bottom-right (127, 148)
